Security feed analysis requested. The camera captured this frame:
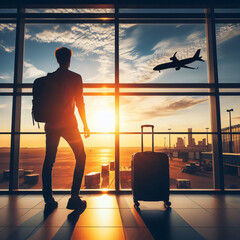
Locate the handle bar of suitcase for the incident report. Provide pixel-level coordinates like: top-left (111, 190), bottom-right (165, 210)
top-left (141, 125), bottom-right (154, 152)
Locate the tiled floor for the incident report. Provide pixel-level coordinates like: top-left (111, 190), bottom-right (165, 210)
top-left (0, 193), bottom-right (239, 240)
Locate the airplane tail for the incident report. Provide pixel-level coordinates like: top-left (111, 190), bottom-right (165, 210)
top-left (193, 49), bottom-right (204, 62)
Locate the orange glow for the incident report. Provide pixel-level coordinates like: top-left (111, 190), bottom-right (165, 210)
top-left (93, 108), bottom-right (115, 132)
top-left (100, 18), bottom-right (112, 21)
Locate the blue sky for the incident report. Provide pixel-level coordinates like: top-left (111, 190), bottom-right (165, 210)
top-left (0, 22), bottom-right (240, 146)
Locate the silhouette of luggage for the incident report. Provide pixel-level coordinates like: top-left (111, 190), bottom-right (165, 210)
top-left (32, 74), bottom-right (62, 124)
top-left (132, 125), bottom-right (171, 209)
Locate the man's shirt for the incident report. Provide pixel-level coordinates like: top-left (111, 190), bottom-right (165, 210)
top-left (45, 68), bottom-right (85, 129)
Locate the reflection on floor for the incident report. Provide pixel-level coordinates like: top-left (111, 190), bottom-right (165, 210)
top-left (0, 193), bottom-right (240, 240)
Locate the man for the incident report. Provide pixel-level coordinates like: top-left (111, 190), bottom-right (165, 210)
top-left (42, 47), bottom-right (90, 213)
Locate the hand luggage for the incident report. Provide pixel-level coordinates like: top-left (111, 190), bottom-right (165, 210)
top-left (32, 73), bottom-right (63, 125)
top-left (131, 125), bottom-right (171, 209)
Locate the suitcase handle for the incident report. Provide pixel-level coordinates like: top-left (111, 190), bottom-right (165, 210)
top-left (141, 125), bottom-right (154, 152)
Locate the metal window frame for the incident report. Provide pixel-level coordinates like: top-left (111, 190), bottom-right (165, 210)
top-left (1, 5), bottom-right (240, 192)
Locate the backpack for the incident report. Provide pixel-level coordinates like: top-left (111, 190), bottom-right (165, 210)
top-left (32, 73), bottom-right (62, 127)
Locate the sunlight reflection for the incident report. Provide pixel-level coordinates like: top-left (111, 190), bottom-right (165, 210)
top-left (87, 194), bottom-right (118, 208)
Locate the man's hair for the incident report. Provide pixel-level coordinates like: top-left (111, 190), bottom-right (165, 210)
top-left (55, 47), bottom-right (72, 65)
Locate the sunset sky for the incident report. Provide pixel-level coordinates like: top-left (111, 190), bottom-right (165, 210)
top-left (0, 19), bottom-right (240, 147)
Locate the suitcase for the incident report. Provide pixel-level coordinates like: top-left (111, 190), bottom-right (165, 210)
top-left (132, 125), bottom-right (171, 209)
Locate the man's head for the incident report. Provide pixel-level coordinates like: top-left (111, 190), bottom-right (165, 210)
top-left (55, 47), bottom-right (72, 69)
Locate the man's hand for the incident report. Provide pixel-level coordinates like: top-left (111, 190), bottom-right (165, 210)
top-left (84, 125), bottom-right (90, 138)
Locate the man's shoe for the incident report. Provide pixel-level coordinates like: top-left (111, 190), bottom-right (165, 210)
top-left (66, 196), bottom-right (87, 210)
top-left (44, 199), bottom-right (58, 215)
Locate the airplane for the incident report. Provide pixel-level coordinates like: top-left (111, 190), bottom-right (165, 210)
top-left (153, 49), bottom-right (205, 72)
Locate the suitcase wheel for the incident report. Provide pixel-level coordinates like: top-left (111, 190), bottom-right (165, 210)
top-left (134, 200), bottom-right (140, 209)
top-left (164, 201), bottom-right (171, 209)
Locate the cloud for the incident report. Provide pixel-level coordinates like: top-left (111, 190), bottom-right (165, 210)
top-left (23, 62), bottom-right (46, 79)
top-left (122, 97), bottom-right (208, 122)
top-left (0, 24), bottom-right (15, 32)
top-left (0, 41), bottom-right (14, 53)
top-left (0, 24), bottom-right (15, 53)
top-left (0, 104), bottom-right (7, 109)
top-left (0, 74), bottom-right (10, 81)
top-left (27, 8), bottom-right (113, 13)
top-left (186, 31), bottom-right (202, 41)
top-left (30, 24), bottom-right (115, 56)
top-left (216, 24), bottom-right (240, 44)
top-left (27, 24), bottom-right (117, 82)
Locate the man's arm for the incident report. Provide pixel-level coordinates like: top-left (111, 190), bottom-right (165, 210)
top-left (76, 76), bottom-right (90, 138)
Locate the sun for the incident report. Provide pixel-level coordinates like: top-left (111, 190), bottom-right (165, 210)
top-left (95, 109), bottom-right (115, 132)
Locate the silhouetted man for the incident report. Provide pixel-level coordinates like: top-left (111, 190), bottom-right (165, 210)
top-left (42, 47), bottom-right (90, 213)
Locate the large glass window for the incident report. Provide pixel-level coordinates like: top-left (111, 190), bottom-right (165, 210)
top-left (120, 95), bottom-right (212, 189)
top-left (119, 24), bottom-right (208, 83)
top-left (23, 24), bottom-right (115, 83)
top-left (1, 6), bottom-right (240, 191)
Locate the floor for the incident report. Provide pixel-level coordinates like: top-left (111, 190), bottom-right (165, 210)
top-left (0, 193), bottom-right (240, 240)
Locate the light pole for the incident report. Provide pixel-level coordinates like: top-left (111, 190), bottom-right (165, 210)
top-left (206, 127), bottom-right (209, 151)
top-left (168, 128), bottom-right (172, 160)
top-left (227, 109), bottom-right (234, 153)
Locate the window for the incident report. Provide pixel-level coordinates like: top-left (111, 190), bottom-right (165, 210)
top-left (119, 24), bottom-right (208, 83)
top-left (0, 6), bottom-right (239, 191)
top-left (216, 24), bottom-right (240, 83)
top-left (24, 24), bottom-right (114, 83)
top-left (0, 24), bottom-right (16, 83)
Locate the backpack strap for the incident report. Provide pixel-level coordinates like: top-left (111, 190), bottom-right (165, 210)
top-left (32, 111), bottom-right (40, 129)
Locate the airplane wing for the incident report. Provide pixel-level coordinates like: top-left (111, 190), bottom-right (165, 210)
top-left (181, 65), bottom-right (199, 70)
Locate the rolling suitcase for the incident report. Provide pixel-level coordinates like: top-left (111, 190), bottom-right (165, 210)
top-left (132, 125), bottom-right (171, 209)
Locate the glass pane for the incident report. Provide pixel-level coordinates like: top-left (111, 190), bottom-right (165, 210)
top-left (83, 88), bottom-right (115, 93)
top-left (25, 8), bottom-right (114, 13)
top-left (0, 96), bottom-right (12, 132)
top-left (215, 9), bottom-right (240, 13)
top-left (0, 134), bottom-right (11, 189)
top-left (220, 96), bottom-right (240, 135)
top-left (220, 88), bottom-right (240, 92)
top-left (119, 88), bottom-right (210, 92)
top-left (23, 24), bottom-right (114, 83)
top-left (216, 24), bottom-right (240, 83)
top-left (0, 88), bottom-right (13, 93)
top-left (119, 9), bottom-right (204, 13)
top-left (21, 96), bottom-right (115, 132)
top-left (119, 24), bottom-right (208, 83)
top-left (0, 24), bottom-right (16, 83)
top-left (120, 134), bottom-right (213, 189)
top-left (220, 96), bottom-right (240, 189)
top-left (0, 9), bottom-right (17, 13)
top-left (78, 96), bottom-right (115, 132)
top-left (120, 96), bottom-right (211, 132)
top-left (21, 96), bottom-right (42, 132)
top-left (19, 134), bottom-right (114, 190)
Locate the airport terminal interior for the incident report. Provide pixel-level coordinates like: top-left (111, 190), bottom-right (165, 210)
top-left (0, 0), bottom-right (240, 239)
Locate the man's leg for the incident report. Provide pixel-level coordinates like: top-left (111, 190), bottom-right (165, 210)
top-left (42, 128), bottom-right (60, 203)
top-left (63, 128), bottom-right (86, 198)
